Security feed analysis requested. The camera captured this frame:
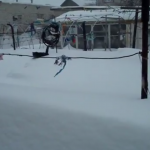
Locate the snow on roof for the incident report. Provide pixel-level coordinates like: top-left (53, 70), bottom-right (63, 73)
top-left (51, 6), bottom-right (121, 10)
top-left (56, 8), bottom-right (142, 23)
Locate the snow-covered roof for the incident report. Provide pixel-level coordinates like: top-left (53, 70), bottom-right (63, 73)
top-left (53, 6), bottom-right (121, 10)
top-left (56, 8), bottom-right (142, 23)
top-left (0, 0), bottom-right (85, 6)
top-left (51, 6), bottom-right (121, 10)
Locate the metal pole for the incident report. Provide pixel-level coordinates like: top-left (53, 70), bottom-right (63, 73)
top-left (45, 46), bottom-right (49, 54)
top-left (132, 8), bottom-right (139, 48)
top-left (17, 29), bottom-right (20, 47)
top-left (82, 21), bottom-right (87, 51)
top-left (7, 24), bottom-right (16, 50)
top-left (108, 24), bottom-right (111, 50)
top-left (91, 25), bottom-right (94, 51)
top-left (75, 25), bottom-right (78, 49)
top-left (56, 45), bottom-right (58, 53)
top-left (118, 17), bottom-right (121, 48)
top-left (141, 0), bottom-right (149, 99)
top-left (53, 16), bottom-right (58, 53)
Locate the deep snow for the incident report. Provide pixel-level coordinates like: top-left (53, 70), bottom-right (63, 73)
top-left (0, 46), bottom-right (150, 150)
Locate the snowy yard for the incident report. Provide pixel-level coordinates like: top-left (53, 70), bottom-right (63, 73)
top-left (0, 46), bottom-right (150, 150)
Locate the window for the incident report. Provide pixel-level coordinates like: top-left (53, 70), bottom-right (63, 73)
top-left (12, 15), bottom-right (22, 21)
top-left (18, 15), bottom-right (22, 20)
top-left (69, 26), bottom-right (76, 35)
top-left (12, 16), bottom-right (18, 21)
top-left (37, 14), bottom-right (44, 19)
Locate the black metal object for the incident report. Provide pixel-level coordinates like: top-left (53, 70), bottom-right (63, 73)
top-left (32, 52), bottom-right (49, 58)
top-left (132, 9), bottom-right (139, 48)
top-left (33, 22), bottom-right (60, 58)
top-left (141, 0), bottom-right (149, 99)
top-left (41, 23), bottom-right (60, 47)
top-left (82, 21), bottom-right (87, 51)
top-left (33, 46), bottom-right (49, 58)
top-left (7, 23), bottom-right (16, 50)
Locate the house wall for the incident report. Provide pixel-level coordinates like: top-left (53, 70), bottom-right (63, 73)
top-left (96, 0), bottom-right (120, 6)
top-left (0, 2), bottom-right (64, 25)
top-left (95, 0), bottom-right (141, 6)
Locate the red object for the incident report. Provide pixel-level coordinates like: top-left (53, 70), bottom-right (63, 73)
top-left (0, 54), bottom-right (3, 60)
top-left (72, 37), bottom-right (76, 44)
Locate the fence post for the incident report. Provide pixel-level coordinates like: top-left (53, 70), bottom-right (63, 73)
top-left (7, 23), bottom-right (16, 50)
top-left (108, 24), bottom-right (111, 50)
top-left (82, 21), bottom-right (87, 51)
top-left (132, 9), bottom-right (139, 48)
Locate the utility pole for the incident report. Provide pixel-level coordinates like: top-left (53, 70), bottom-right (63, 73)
top-left (141, 0), bottom-right (149, 99)
top-left (121, 4), bottom-right (149, 99)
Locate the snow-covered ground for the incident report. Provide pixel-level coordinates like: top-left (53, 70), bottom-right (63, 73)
top-left (0, 46), bottom-right (150, 150)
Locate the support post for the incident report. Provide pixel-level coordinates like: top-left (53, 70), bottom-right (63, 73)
top-left (56, 45), bottom-right (58, 53)
top-left (53, 15), bottom-right (58, 53)
top-left (46, 46), bottom-right (49, 54)
top-left (17, 29), bottom-right (20, 47)
top-left (75, 25), bottom-right (78, 49)
top-left (118, 17), bottom-right (121, 48)
top-left (105, 15), bottom-right (108, 51)
top-left (108, 24), bottom-right (111, 50)
top-left (141, 1), bottom-right (149, 99)
top-left (82, 21), bottom-right (87, 51)
top-left (132, 9), bottom-right (139, 48)
top-left (7, 24), bottom-right (16, 50)
top-left (91, 25), bottom-right (94, 51)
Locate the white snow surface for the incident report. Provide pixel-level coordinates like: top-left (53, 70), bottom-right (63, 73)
top-left (0, 46), bottom-right (150, 150)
